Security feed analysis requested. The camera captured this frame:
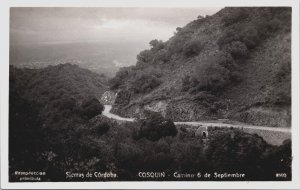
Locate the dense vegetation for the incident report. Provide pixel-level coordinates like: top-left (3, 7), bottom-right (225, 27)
top-left (9, 64), bottom-right (291, 181)
top-left (10, 75), bottom-right (292, 181)
top-left (9, 64), bottom-right (108, 181)
top-left (134, 112), bottom-right (178, 141)
top-left (109, 7), bottom-right (291, 127)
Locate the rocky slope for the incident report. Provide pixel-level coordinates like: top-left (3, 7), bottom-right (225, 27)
top-left (109, 7), bottom-right (291, 127)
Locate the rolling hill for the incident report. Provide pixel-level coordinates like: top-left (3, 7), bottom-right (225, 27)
top-left (10, 63), bottom-right (108, 129)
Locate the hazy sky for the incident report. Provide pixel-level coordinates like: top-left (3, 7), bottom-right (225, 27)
top-left (10, 7), bottom-right (222, 46)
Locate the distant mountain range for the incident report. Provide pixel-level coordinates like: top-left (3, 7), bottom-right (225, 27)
top-left (10, 41), bottom-right (146, 77)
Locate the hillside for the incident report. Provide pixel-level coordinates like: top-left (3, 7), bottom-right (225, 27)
top-left (109, 7), bottom-right (291, 128)
top-left (10, 63), bottom-right (108, 129)
top-left (11, 63), bottom-right (107, 100)
top-left (9, 63), bottom-right (110, 180)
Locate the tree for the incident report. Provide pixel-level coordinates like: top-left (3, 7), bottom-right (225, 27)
top-left (138, 112), bottom-right (177, 141)
top-left (195, 60), bottom-right (230, 93)
top-left (222, 41), bottom-right (249, 58)
top-left (80, 97), bottom-right (104, 119)
top-left (206, 129), bottom-right (267, 177)
top-left (183, 39), bottom-right (204, 57)
top-left (131, 72), bottom-right (162, 94)
top-left (149, 39), bottom-right (164, 50)
top-left (136, 49), bottom-right (153, 65)
top-left (88, 115), bottom-right (113, 135)
top-left (109, 67), bottom-right (131, 90)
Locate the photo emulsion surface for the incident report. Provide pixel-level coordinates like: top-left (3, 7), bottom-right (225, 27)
top-left (9, 7), bottom-right (292, 182)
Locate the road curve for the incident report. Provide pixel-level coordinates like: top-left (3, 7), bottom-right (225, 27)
top-left (103, 105), bottom-right (135, 122)
top-left (103, 105), bottom-right (291, 133)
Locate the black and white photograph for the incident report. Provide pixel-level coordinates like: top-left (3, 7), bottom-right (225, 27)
top-left (1, 0), bottom-right (300, 189)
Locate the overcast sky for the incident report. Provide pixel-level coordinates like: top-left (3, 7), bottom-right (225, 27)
top-left (10, 7), bottom-right (222, 46)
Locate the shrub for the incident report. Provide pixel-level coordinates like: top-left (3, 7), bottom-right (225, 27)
top-left (58, 97), bottom-right (76, 111)
top-left (80, 97), bottom-right (104, 119)
top-left (181, 75), bottom-right (198, 92)
top-left (219, 11), bottom-right (287, 51)
top-left (217, 29), bottom-right (240, 48)
top-left (194, 60), bottom-right (230, 92)
top-left (152, 49), bottom-right (170, 64)
top-left (218, 26), bottom-right (258, 50)
top-left (136, 40), bottom-right (170, 66)
top-left (212, 51), bottom-right (236, 70)
top-left (257, 18), bottom-right (281, 39)
top-left (240, 26), bottom-right (260, 49)
top-left (206, 129), bottom-right (268, 174)
top-left (208, 100), bottom-right (228, 114)
top-left (229, 70), bottom-right (243, 84)
top-left (138, 112), bottom-right (177, 141)
top-left (183, 39), bottom-right (204, 57)
top-left (222, 41), bottom-right (249, 58)
top-left (182, 52), bottom-right (239, 94)
top-left (131, 73), bottom-right (162, 94)
top-left (95, 120), bottom-right (111, 135)
top-left (136, 49), bottom-right (153, 66)
top-left (88, 115), bottom-right (113, 136)
top-left (213, 101), bottom-right (227, 110)
top-left (193, 91), bottom-right (218, 103)
top-left (167, 27), bottom-right (194, 54)
top-left (109, 67), bottom-right (131, 90)
top-left (222, 8), bottom-right (249, 27)
top-left (149, 39), bottom-right (165, 51)
top-left (170, 140), bottom-right (207, 172)
top-left (114, 90), bottom-right (131, 105)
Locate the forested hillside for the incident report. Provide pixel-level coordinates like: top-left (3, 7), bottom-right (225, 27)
top-left (110, 7), bottom-right (291, 127)
top-left (10, 63), bottom-right (109, 127)
top-left (9, 63), bottom-right (108, 180)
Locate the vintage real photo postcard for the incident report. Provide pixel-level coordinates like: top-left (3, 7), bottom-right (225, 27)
top-left (1, 0), bottom-right (300, 189)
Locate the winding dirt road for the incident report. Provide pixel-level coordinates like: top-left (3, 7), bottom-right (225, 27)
top-left (103, 105), bottom-right (291, 133)
top-left (103, 105), bottom-right (134, 122)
